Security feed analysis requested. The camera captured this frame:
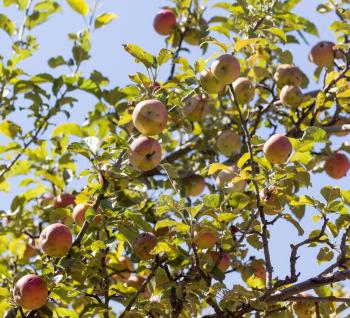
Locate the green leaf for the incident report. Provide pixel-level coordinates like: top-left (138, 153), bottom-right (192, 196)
top-left (283, 214), bottom-right (304, 236)
top-left (0, 120), bottom-right (22, 139)
top-left (95, 12), bottom-right (117, 29)
top-left (0, 14), bottom-right (15, 36)
top-left (52, 123), bottom-right (83, 137)
top-left (123, 44), bottom-right (154, 68)
top-left (301, 127), bottom-right (327, 142)
top-left (157, 48), bottom-right (172, 66)
top-left (267, 27), bottom-right (287, 42)
top-left (321, 186), bottom-right (340, 203)
top-left (66, 0), bottom-right (89, 16)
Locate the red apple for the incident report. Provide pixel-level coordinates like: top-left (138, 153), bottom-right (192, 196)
top-left (54, 193), bottom-right (76, 209)
top-left (215, 166), bottom-right (246, 193)
top-left (72, 203), bottom-right (90, 226)
top-left (210, 251), bottom-right (231, 272)
top-left (251, 260), bottom-right (266, 280)
top-left (309, 41), bottom-right (335, 68)
top-left (273, 64), bottom-right (303, 88)
top-left (153, 9), bottom-right (176, 35)
top-left (232, 77), bottom-right (255, 104)
top-left (39, 192), bottom-right (54, 207)
top-left (183, 175), bottom-right (206, 197)
top-left (133, 232), bottom-right (158, 260)
top-left (13, 274), bottom-right (48, 310)
top-left (259, 186), bottom-right (283, 216)
top-left (324, 152), bottom-right (350, 179)
top-left (39, 223), bottom-right (72, 257)
top-left (279, 85), bottom-right (303, 107)
top-left (183, 96), bottom-right (209, 121)
top-left (216, 130), bottom-right (241, 157)
top-left (193, 227), bottom-right (218, 249)
top-left (263, 134), bottom-right (292, 164)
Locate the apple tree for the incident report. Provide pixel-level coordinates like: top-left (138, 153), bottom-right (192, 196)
top-left (0, 0), bottom-right (350, 317)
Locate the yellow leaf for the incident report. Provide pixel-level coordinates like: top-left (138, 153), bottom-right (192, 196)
top-left (66, 0), bottom-right (89, 16)
top-left (207, 163), bottom-right (229, 176)
top-left (234, 38), bottom-right (267, 51)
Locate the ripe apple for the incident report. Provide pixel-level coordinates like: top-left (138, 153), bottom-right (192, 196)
top-left (215, 166), bottom-right (246, 193)
top-left (273, 64), bottom-right (303, 88)
top-left (263, 134), bottom-right (292, 164)
top-left (128, 136), bottom-right (162, 171)
top-left (72, 203), bottom-right (90, 226)
top-left (112, 256), bottom-right (135, 281)
top-left (132, 99), bottom-right (168, 135)
top-left (232, 77), bottom-right (255, 104)
top-left (209, 251), bottom-right (231, 272)
top-left (183, 96), bottom-right (209, 121)
top-left (183, 175), bottom-right (206, 197)
top-left (259, 186), bottom-right (283, 215)
top-left (279, 85), bottom-right (303, 107)
top-left (193, 226), bottom-right (219, 249)
top-left (216, 130), bottom-right (241, 157)
top-left (54, 192), bottom-right (76, 209)
top-left (153, 9), bottom-right (176, 35)
top-left (200, 69), bottom-right (225, 94)
top-left (13, 274), bottom-right (48, 310)
top-left (324, 152), bottom-right (350, 179)
top-left (292, 293), bottom-right (315, 318)
top-left (211, 54), bottom-right (240, 85)
top-left (251, 260), bottom-right (266, 280)
top-left (309, 41), bottom-right (335, 68)
top-left (39, 192), bottom-right (54, 207)
top-left (39, 223), bottom-right (72, 257)
top-left (133, 232), bottom-right (158, 260)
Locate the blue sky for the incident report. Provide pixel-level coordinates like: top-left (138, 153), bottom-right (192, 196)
top-left (0, 0), bottom-right (349, 315)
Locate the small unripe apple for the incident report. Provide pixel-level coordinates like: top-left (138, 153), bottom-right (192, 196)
top-left (259, 187), bottom-right (283, 215)
top-left (211, 54), bottom-right (240, 85)
top-left (13, 274), bottom-right (48, 310)
top-left (309, 41), bottom-right (335, 68)
top-left (273, 64), bottom-right (303, 88)
top-left (279, 85), bottom-right (303, 107)
top-left (153, 9), bottom-right (176, 35)
top-left (112, 256), bottom-right (135, 281)
top-left (193, 227), bottom-right (219, 249)
top-left (292, 293), bottom-right (315, 318)
top-left (39, 223), bottom-right (72, 257)
top-left (126, 275), bottom-right (150, 298)
top-left (183, 96), bottom-right (209, 121)
top-left (232, 77), bottom-right (255, 104)
top-left (128, 136), bottom-right (162, 172)
top-left (200, 69), bottom-right (225, 94)
top-left (133, 232), bottom-right (158, 260)
top-left (216, 130), bottom-right (241, 157)
top-left (324, 152), bottom-right (350, 179)
top-left (184, 28), bottom-right (201, 45)
top-left (54, 193), bottom-right (76, 209)
top-left (72, 203), bottom-right (91, 226)
top-left (263, 134), bottom-right (292, 164)
top-left (215, 166), bottom-right (246, 193)
top-left (39, 192), bottom-right (54, 207)
top-left (183, 175), bottom-right (206, 197)
top-left (251, 260), bottom-right (266, 280)
top-left (209, 251), bottom-right (231, 272)
top-left (132, 99), bottom-right (168, 136)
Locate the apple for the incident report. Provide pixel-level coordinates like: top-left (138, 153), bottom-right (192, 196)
top-left (324, 152), bottom-right (350, 179)
top-left (72, 203), bottom-right (90, 226)
top-left (309, 41), bottom-right (335, 68)
top-left (279, 85), bottom-right (303, 107)
top-left (184, 28), bottom-right (201, 45)
top-left (22, 239), bottom-right (37, 260)
top-left (54, 193), bottom-right (76, 209)
top-left (126, 275), bottom-right (150, 298)
top-left (209, 251), bottom-right (231, 272)
top-left (200, 69), bottom-right (225, 94)
top-left (133, 232), bottom-right (158, 260)
top-left (263, 134), bottom-right (292, 164)
top-left (251, 260), bottom-right (266, 280)
top-left (183, 175), bottom-right (206, 197)
top-left (232, 77), bottom-right (255, 104)
top-left (215, 166), bottom-right (246, 193)
top-left (132, 99), bottom-right (168, 135)
top-left (112, 256), bottom-right (135, 281)
top-left (216, 130), bottom-right (241, 157)
top-left (13, 274), bottom-right (48, 310)
top-left (193, 227), bottom-right (219, 249)
top-left (292, 293), bottom-right (315, 318)
top-left (128, 136), bottom-right (162, 171)
top-left (153, 9), bottom-right (176, 35)
top-left (39, 192), bottom-right (54, 207)
top-left (259, 187), bottom-right (283, 215)
top-left (211, 54), bottom-right (240, 85)
top-left (39, 223), bottom-right (72, 257)
top-left (183, 96), bottom-right (209, 121)
top-left (273, 64), bottom-right (303, 88)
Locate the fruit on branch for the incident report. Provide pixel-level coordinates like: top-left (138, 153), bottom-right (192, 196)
top-left (231, 77), bottom-right (255, 104)
top-left (309, 41), bottom-right (335, 68)
top-left (292, 293), bottom-right (316, 318)
top-left (153, 9), bottom-right (176, 35)
top-left (251, 260), bottom-right (266, 280)
top-left (133, 232), bottom-right (158, 260)
top-left (216, 130), bottom-right (242, 157)
top-left (54, 192), bottom-right (76, 209)
top-left (39, 192), bottom-right (54, 207)
top-left (126, 275), bottom-right (151, 298)
top-left (72, 203), bottom-right (90, 226)
top-left (215, 166), bottom-right (246, 193)
top-left (13, 274), bottom-right (48, 310)
top-left (273, 64), bottom-right (303, 88)
top-left (39, 223), bottom-right (72, 257)
top-left (259, 186), bottom-right (283, 215)
top-left (146, 81), bottom-right (161, 93)
top-left (112, 256), bottom-right (135, 280)
top-left (183, 95), bottom-right (209, 121)
top-left (184, 19), bottom-right (208, 45)
top-left (132, 99), bottom-right (168, 135)
top-left (183, 175), bottom-right (206, 197)
top-left (332, 118), bottom-right (350, 137)
top-left (279, 85), bottom-right (303, 107)
top-left (200, 69), bottom-right (225, 94)
top-left (324, 152), bottom-right (350, 179)
top-left (263, 134), bottom-right (292, 164)
top-left (128, 136), bottom-right (162, 171)
top-left (211, 54), bottom-right (240, 85)
top-left (193, 226), bottom-right (219, 249)
top-left (209, 251), bottom-right (231, 272)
